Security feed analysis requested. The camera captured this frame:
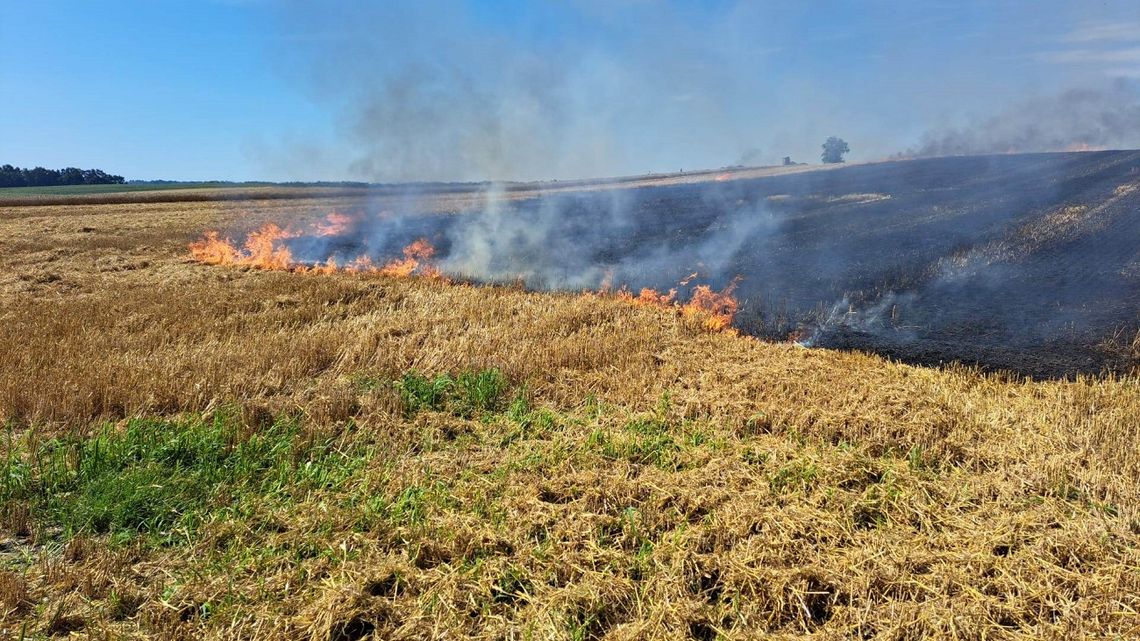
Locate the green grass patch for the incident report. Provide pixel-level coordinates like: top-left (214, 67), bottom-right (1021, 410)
top-left (0, 415), bottom-right (355, 544)
top-left (589, 416), bottom-right (681, 470)
top-left (769, 458), bottom-right (820, 494)
top-left (396, 368), bottom-right (511, 418)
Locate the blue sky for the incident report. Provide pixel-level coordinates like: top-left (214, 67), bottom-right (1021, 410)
top-left (2, 1), bottom-right (1139, 181)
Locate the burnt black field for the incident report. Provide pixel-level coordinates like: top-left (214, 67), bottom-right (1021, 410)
top-left (295, 151), bottom-right (1140, 378)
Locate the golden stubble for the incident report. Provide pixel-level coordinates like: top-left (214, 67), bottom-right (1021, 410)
top-left (0, 192), bottom-right (1137, 640)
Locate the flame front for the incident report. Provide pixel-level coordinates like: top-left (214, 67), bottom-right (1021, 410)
top-left (188, 221), bottom-right (440, 279)
top-left (612, 277), bottom-right (740, 333)
top-left (377, 238), bottom-right (439, 278)
top-left (190, 215), bottom-right (739, 334)
top-left (683, 282), bottom-right (740, 331)
top-left (188, 231), bottom-right (241, 266)
top-left (189, 223), bottom-right (297, 270)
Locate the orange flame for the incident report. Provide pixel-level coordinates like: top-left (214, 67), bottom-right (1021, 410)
top-left (377, 238), bottom-right (438, 278)
top-left (682, 281), bottom-right (739, 332)
top-left (189, 223), bottom-right (298, 270)
top-left (189, 222), bottom-right (440, 280)
top-left (343, 255), bottom-right (376, 274)
top-left (188, 231), bottom-right (241, 266)
top-left (609, 276), bottom-right (740, 333)
top-left (618, 287), bottom-right (676, 306)
top-left (191, 216), bottom-right (736, 332)
top-left (313, 212), bottom-right (355, 237)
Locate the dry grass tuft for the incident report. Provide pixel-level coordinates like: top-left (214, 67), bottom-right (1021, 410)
top-left (0, 571), bottom-right (32, 618)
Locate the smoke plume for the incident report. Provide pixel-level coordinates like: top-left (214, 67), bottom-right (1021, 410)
top-left (908, 79), bottom-right (1140, 157)
top-left (223, 4), bottom-right (1140, 378)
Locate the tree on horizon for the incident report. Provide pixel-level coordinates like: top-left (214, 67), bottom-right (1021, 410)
top-left (0, 164), bottom-right (125, 188)
top-left (821, 137), bottom-right (850, 164)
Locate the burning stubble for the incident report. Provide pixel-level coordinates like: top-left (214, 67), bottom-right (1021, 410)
top-left (193, 150), bottom-right (1140, 378)
top-left (188, 196), bottom-right (746, 333)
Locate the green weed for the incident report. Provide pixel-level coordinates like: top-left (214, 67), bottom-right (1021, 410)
top-left (769, 459), bottom-right (820, 494)
top-left (0, 415), bottom-right (351, 544)
top-left (396, 368), bottom-right (511, 418)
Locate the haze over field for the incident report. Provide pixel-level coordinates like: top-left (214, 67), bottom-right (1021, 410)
top-left (2, 1), bottom-right (1140, 182)
top-left (268, 2), bottom-right (1140, 182)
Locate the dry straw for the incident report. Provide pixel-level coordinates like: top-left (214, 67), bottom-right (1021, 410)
top-left (0, 194), bottom-right (1136, 639)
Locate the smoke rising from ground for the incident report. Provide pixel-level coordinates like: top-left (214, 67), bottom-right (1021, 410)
top-left (436, 185), bottom-right (776, 290)
top-left (208, 150), bottom-right (1140, 377)
top-left (286, 180), bottom-right (774, 298)
top-left (234, 4), bottom-right (1140, 378)
top-left (909, 79), bottom-right (1140, 157)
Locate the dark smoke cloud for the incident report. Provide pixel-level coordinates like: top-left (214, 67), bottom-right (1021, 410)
top-left (908, 79), bottom-right (1140, 157)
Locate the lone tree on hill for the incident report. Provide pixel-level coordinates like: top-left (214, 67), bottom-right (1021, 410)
top-left (821, 136), bottom-right (850, 164)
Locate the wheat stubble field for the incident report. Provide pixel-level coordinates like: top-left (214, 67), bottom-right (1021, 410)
top-left (0, 176), bottom-right (1138, 640)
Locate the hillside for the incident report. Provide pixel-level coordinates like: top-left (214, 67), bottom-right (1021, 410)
top-left (319, 150), bottom-right (1140, 378)
top-left (0, 156), bottom-right (1138, 639)
top-left (110, 150), bottom-right (1139, 378)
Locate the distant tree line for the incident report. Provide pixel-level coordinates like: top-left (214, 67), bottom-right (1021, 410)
top-left (0, 164), bottom-right (125, 188)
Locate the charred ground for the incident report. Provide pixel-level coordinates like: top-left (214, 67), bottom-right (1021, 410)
top-left (526, 152), bottom-right (1138, 378)
top-left (233, 151), bottom-right (1139, 378)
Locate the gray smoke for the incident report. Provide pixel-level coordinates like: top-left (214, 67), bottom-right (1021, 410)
top-left (266, 2), bottom-right (755, 182)
top-left (265, 1), bottom-right (909, 182)
top-left (797, 292), bottom-right (918, 348)
top-left (257, 3), bottom-right (1140, 181)
top-left (909, 79), bottom-right (1140, 157)
top-left (285, 180), bottom-right (777, 296)
top-left (438, 183), bottom-right (777, 290)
